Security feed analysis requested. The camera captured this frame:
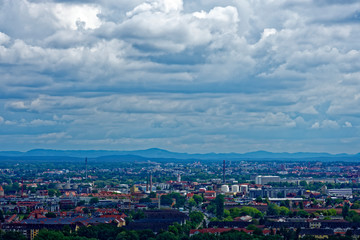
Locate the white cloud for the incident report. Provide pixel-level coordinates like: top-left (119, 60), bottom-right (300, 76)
top-left (311, 122), bottom-right (320, 129)
top-left (5, 101), bottom-right (28, 111)
top-left (0, 32), bottom-right (11, 45)
top-left (261, 28), bottom-right (277, 39)
top-left (322, 120), bottom-right (339, 129)
top-left (312, 120), bottom-right (339, 129)
top-left (127, 0), bottom-right (183, 16)
top-left (37, 132), bottom-right (71, 140)
top-left (344, 121), bottom-right (352, 128)
top-left (53, 3), bottom-right (102, 30)
top-left (261, 112), bottom-right (296, 127)
top-left (30, 119), bottom-right (57, 126)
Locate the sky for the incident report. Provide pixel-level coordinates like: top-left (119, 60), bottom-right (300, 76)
top-left (0, 0), bottom-right (360, 154)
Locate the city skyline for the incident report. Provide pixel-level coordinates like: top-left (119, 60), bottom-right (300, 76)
top-left (1, 0), bottom-right (360, 153)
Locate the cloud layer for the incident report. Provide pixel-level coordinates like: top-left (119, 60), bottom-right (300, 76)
top-left (1, 0), bottom-right (360, 153)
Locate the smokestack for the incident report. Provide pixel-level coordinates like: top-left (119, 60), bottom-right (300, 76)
top-left (146, 175), bottom-right (149, 192)
top-left (223, 160), bottom-right (226, 184)
top-left (150, 173), bottom-right (153, 192)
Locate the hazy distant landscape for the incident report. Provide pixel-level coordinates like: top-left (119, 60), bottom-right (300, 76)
top-left (0, 148), bottom-right (360, 160)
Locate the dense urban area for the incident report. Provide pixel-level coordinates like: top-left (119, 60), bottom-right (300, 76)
top-left (1, 153), bottom-right (360, 240)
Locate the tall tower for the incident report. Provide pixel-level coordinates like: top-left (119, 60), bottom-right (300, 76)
top-left (146, 175), bottom-right (149, 192)
top-left (85, 157), bottom-right (88, 180)
top-left (150, 173), bottom-right (153, 192)
top-left (223, 160), bottom-right (226, 184)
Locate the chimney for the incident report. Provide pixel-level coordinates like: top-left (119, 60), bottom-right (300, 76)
top-left (150, 173), bottom-right (153, 192)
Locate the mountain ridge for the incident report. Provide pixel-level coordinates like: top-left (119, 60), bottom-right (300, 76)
top-left (0, 148), bottom-right (358, 160)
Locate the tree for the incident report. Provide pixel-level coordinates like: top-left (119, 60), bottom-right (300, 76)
top-left (55, 190), bottom-right (62, 197)
top-left (188, 198), bottom-right (196, 211)
top-left (138, 229), bottom-right (156, 240)
top-left (247, 224), bottom-right (258, 230)
top-left (132, 210), bottom-right (145, 220)
top-left (327, 209), bottom-right (337, 216)
top-left (48, 189), bottom-right (56, 197)
top-left (169, 192), bottom-right (186, 208)
top-left (300, 181), bottom-right (307, 187)
top-left (223, 209), bottom-right (231, 218)
top-left (156, 231), bottom-right (177, 240)
top-left (139, 197), bottom-right (151, 203)
top-left (297, 210), bottom-right (309, 218)
top-left (278, 206), bottom-right (290, 216)
top-left (351, 201), bottom-right (360, 209)
top-left (0, 210), bottom-right (4, 222)
top-left (189, 211), bottom-right (204, 225)
top-left (61, 225), bottom-right (71, 237)
top-left (77, 200), bottom-right (86, 206)
top-left (193, 195), bottom-right (203, 205)
top-left (189, 233), bottom-right (217, 240)
top-left (34, 229), bottom-right (66, 240)
top-left (45, 212), bottom-right (57, 218)
top-left (207, 202), bottom-right (216, 214)
top-left (116, 230), bottom-right (139, 240)
top-left (168, 225), bottom-right (179, 236)
top-left (267, 204), bottom-right (279, 216)
top-left (343, 203), bottom-right (350, 219)
top-left (239, 206), bottom-right (263, 218)
top-left (149, 192), bottom-right (156, 198)
top-left (230, 207), bottom-right (241, 218)
top-left (255, 196), bottom-right (263, 203)
top-left (90, 197), bottom-right (99, 205)
top-left (253, 228), bottom-right (264, 236)
top-left (160, 195), bottom-right (173, 205)
top-left (215, 194), bottom-right (225, 219)
top-left (1, 231), bottom-right (27, 240)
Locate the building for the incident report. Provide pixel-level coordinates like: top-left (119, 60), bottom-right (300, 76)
top-left (231, 185), bottom-right (239, 193)
top-left (2, 216), bottom-right (125, 240)
top-left (249, 186), bottom-right (304, 199)
top-left (221, 185), bottom-right (229, 193)
top-left (299, 229), bottom-right (334, 239)
top-left (126, 210), bottom-right (188, 233)
top-left (255, 176), bottom-right (280, 185)
top-left (327, 188), bottom-right (352, 197)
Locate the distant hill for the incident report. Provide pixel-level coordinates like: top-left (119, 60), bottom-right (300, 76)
top-left (0, 148), bottom-right (359, 161)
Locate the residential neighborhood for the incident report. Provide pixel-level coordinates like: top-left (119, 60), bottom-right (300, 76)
top-left (1, 156), bottom-right (360, 240)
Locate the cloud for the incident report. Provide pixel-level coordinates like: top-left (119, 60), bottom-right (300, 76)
top-left (0, 0), bottom-right (360, 153)
top-left (30, 119), bottom-right (57, 126)
top-left (343, 121), bottom-right (352, 128)
top-left (37, 132), bottom-right (71, 139)
top-left (5, 101), bottom-right (28, 111)
top-left (311, 120), bottom-right (340, 129)
top-left (311, 122), bottom-right (320, 129)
